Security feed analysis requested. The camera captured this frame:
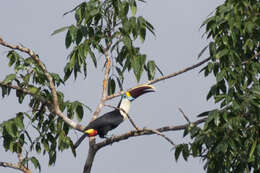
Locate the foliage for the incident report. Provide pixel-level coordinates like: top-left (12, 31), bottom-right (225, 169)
top-left (175, 1), bottom-right (260, 172)
top-left (52, 0), bottom-right (159, 86)
top-left (0, 0), bottom-right (159, 171)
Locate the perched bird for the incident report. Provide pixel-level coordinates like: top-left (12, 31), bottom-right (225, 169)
top-left (74, 84), bottom-right (155, 148)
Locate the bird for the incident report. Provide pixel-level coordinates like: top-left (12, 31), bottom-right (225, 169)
top-left (74, 84), bottom-right (155, 148)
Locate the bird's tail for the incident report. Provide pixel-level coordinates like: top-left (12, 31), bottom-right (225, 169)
top-left (74, 133), bottom-right (88, 149)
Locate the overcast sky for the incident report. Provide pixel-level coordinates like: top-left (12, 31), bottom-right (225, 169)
top-left (0, 1), bottom-right (223, 173)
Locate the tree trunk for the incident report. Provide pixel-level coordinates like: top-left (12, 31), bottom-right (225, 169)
top-left (83, 138), bottom-right (98, 173)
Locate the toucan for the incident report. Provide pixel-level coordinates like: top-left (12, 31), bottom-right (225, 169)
top-left (74, 84), bottom-right (155, 148)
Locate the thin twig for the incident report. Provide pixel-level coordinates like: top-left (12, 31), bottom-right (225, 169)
top-left (104, 104), bottom-right (140, 131)
top-left (178, 107), bottom-right (191, 123)
top-left (143, 128), bottom-right (176, 147)
top-left (106, 57), bottom-right (210, 101)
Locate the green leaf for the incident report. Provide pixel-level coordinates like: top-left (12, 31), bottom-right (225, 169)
top-left (182, 144), bottom-right (189, 161)
top-left (216, 49), bottom-right (229, 59)
top-left (209, 42), bottom-right (216, 57)
top-left (7, 51), bottom-right (19, 67)
top-left (65, 30), bottom-right (72, 49)
top-left (216, 70), bottom-right (226, 82)
top-left (108, 77), bottom-right (116, 95)
top-left (15, 113), bottom-right (24, 130)
top-left (36, 142), bottom-right (41, 154)
top-left (175, 144), bottom-right (183, 161)
top-left (76, 29), bottom-right (83, 45)
top-left (31, 156), bottom-right (41, 171)
top-left (51, 26), bottom-right (70, 36)
top-left (90, 9), bottom-right (99, 16)
top-left (69, 51), bottom-right (76, 71)
top-left (3, 74), bottom-right (16, 84)
top-left (147, 60), bottom-right (156, 80)
top-left (249, 140), bottom-right (257, 162)
top-left (64, 63), bottom-right (73, 81)
top-left (213, 111), bottom-right (220, 126)
top-left (145, 20), bottom-right (155, 36)
top-left (76, 104), bottom-right (84, 122)
top-left (88, 48), bottom-right (97, 67)
top-left (42, 139), bottom-right (49, 152)
top-left (183, 127), bottom-right (189, 137)
top-left (207, 84), bottom-right (217, 100)
top-left (123, 36), bottom-right (132, 49)
top-left (139, 27), bottom-right (146, 42)
top-left (5, 121), bottom-right (18, 138)
top-left (28, 86), bottom-right (40, 95)
top-left (130, 0), bottom-right (137, 16)
top-left (131, 55), bottom-right (146, 82)
top-left (197, 110), bottom-right (212, 117)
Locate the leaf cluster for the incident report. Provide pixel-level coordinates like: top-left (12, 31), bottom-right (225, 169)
top-left (53, 0), bottom-right (161, 95)
top-left (0, 50), bottom-right (89, 167)
top-left (176, 1), bottom-right (260, 172)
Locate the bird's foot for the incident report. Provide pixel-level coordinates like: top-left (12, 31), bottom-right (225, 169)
top-left (104, 134), bottom-right (116, 139)
top-left (104, 134), bottom-right (116, 145)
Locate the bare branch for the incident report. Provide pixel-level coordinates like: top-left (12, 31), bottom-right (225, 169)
top-left (83, 139), bottom-right (98, 173)
top-left (106, 57), bottom-right (210, 101)
top-left (143, 128), bottom-right (176, 147)
top-left (178, 108), bottom-right (191, 123)
top-left (92, 49), bottom-right (111, 120)
top-left (104, 104), bottom-right (140, 131)
top-left (0, 37), bottom-right (85, 132)
top-left (96, 118), bottom-right (207, 149)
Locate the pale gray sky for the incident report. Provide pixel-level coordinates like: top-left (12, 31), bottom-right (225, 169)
top-left (0, 1), bottom-right (223, 172)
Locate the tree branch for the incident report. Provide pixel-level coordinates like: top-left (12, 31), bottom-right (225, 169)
top-left (106, 57), bottom-right (210, 101)
top-left (96, 118), bottom-right (207, 149)
top-left (0, 162), bottom-right (32, 173)
top-left (92, 49), bottom-right (111, 120)
top-left (83, 140), bottom-right (98, 173)
top-left (0, 153), bottom-right (32, 173)
top-left (0, 36), bottom-right (85, 132)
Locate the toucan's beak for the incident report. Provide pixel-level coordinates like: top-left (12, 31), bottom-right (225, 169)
top-left (128, 84), bottom-right (155, 99)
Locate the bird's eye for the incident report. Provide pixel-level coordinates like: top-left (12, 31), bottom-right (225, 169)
top-left (123, 94), bottom-right (127, 98)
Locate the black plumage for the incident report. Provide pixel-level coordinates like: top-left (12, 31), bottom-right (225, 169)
top-left (86, 110), bottom-right (123, 138)
top-left (74, 109), bottom-right (123, 148)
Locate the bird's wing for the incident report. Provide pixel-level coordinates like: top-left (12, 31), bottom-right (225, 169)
top-left (87, 110), bottom-right (123, 129)
top-left (74, 110), bottom-right (123, 149)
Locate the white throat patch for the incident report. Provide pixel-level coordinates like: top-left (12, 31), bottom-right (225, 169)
top-left (119, 98), bottom-right (131, 120)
